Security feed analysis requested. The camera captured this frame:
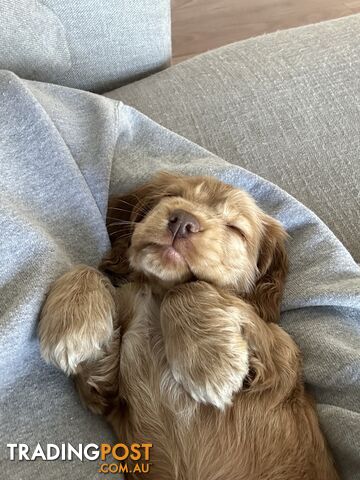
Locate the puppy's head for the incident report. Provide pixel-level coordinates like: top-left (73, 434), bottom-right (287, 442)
top-left (101, 172), bottom-right (287, 322)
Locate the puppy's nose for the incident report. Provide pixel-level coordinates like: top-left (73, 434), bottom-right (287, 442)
top-left (168, 209), bottom-right (200, 238)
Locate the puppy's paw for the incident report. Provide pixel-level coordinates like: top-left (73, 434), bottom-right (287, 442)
top-left (171, 331), bottom-right (249, 410)
top-left (161, 281), bottom-right (249, 410)
top-left (39, 265), bottom-right (115, 375)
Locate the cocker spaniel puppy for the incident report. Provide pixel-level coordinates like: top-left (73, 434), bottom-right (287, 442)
top-left (39, 172), bottom-right (338, 479)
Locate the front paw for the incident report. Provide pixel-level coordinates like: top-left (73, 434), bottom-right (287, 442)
top-left (39, 265), bottom-right (115, 375)
top-left (160, 282), bottom-right (249, 410)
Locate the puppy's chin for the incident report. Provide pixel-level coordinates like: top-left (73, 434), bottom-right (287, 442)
top-left (129, 244), bottom-right (193, 286)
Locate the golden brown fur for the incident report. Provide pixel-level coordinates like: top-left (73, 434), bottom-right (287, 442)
top-left (39, 172), bottom-right (338, 479)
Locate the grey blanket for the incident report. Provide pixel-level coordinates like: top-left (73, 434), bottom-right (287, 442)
top-left (0, 71), bottom-right (359, 479)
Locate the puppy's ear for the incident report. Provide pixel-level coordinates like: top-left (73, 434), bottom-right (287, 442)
top-left (99, 183), bottom-right (156, 282)
top-left (249, 214), bottom-right (288, 323)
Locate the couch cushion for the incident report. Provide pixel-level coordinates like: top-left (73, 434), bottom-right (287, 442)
top-left (107, 14), bottom-right (360, 262)
top-left (0, 0), bottom-right (171, 92)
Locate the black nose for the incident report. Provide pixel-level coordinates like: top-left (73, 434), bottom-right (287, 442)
top-left (168, 209), bottom-right (200, 238)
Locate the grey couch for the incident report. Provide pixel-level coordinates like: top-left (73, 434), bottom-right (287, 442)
top-left (0, 2), bottom-right (359, 479)
top-left (2, 1), bottom-right (358, 259)
top-left (109, 16), bottom-right (360, 263)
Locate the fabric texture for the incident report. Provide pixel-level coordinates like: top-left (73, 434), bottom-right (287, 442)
top-left (0, 70), bottom-right (359, 479)
top-left (107, 14), bottom-right (360, 263)
top-left (0, 0), bottom-right (171, 92)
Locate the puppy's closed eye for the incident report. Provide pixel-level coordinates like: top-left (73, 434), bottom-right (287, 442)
top-left (226, 224), bottom-right (246, 240)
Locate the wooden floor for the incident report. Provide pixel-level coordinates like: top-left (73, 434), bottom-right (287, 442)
top-left (172, 0), bottom-right (360, 63)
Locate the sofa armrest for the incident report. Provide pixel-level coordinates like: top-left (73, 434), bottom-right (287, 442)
top-left (0, 0), bottom-right (171, 92)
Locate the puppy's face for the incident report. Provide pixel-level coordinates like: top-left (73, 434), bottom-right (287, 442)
top-left (103, 172), bottom-right (288, 322)
top-left (128, 175), bottom-right (263, 292)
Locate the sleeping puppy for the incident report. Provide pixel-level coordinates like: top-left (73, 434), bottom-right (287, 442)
top-left (39, 172), bottom-right (339, 479)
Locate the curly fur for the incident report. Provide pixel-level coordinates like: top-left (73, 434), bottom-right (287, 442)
top-left (39, 172), bottom-right (338, 479)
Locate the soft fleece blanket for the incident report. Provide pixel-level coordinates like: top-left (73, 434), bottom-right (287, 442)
top-left (0, 71), bottom-right (359, 479)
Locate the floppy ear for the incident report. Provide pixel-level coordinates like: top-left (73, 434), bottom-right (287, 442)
top-left (249, 215), bottom-right (288, 323)
top-left (99, 183), bottom-right (156, 282)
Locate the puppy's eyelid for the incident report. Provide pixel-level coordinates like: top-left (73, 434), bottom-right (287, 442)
top-left (226, 224), bottom-right (247, 240)
top-left (164, 193), bottom-right (181, 198)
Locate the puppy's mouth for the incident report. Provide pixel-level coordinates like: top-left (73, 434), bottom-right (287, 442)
top-left (130, 237), bottom-right (195, 284)
top-left (162, 245), bottom-right (185, 264)
top-left (149, 239), bottom-right (192, 267)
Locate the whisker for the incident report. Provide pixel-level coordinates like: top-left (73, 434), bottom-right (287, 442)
top-left (113, 198), bottom-right (138, 208)
top-left (110, 197), bottom-right (149, 214)
top-left (108, 230), bottom-right (133, 238)
top-left (107, 205), bottom-right (148, 217)
top-left (109, 232), bottom-right (127, 238)
top-left (107, 207), bottom-right (139, 214)
top-left (123, 194), bottom-right (150, 214)
top-left (106, 218), bottom-right (138, 224)
top-left (107, 224), bottom-right (131, 230)
top-left (107, 256), bottom-right (128, 263)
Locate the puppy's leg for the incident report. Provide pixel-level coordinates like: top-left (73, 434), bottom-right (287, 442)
top-left (244, 316), bottom-right (301, 397)
top-left (160, 281), bottom-right (251, 410)
top-left (39, 265), bottom-right (116, 375)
